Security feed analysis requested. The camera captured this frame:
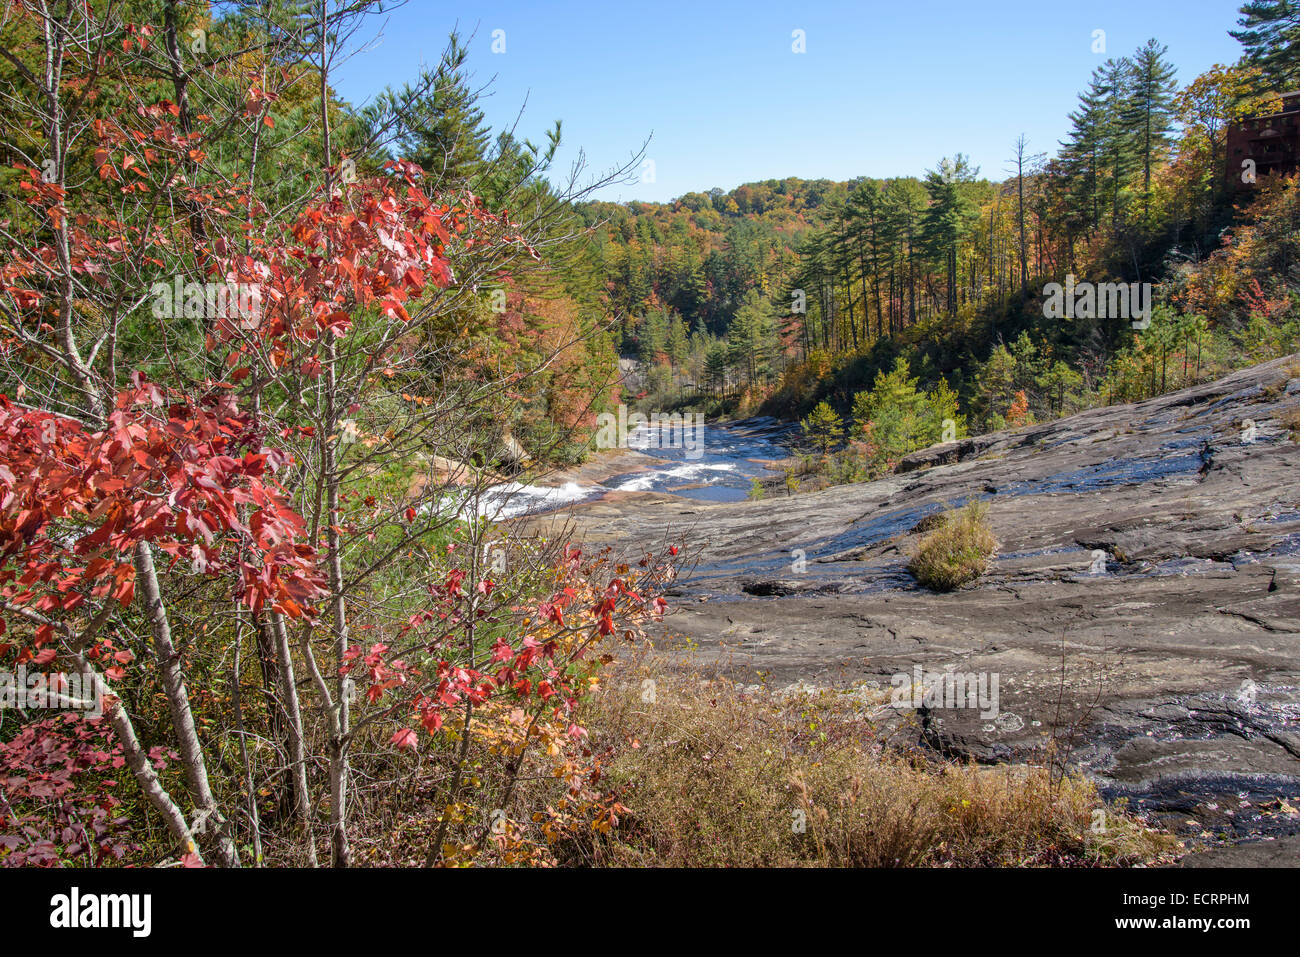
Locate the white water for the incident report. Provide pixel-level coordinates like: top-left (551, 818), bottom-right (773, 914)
top-left (447, 420), bottom-right (795, 520)
top-left (459, 480), bottom-right (604, 520)
top-left (610, 461), bottom-right (739, 493)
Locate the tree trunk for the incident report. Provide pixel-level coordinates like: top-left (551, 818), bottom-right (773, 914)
top-left (271, 611), bottom-right (318, 866)
top-left (134, 541), bottom-right (239, 866)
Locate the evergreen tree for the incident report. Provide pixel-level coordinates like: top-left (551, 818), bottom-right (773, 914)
top-left (802, 401), bottom-right (844, 454)
top-left (973, 345), bottom-right (1019, 430)
top-left (365, 34), bottom-right (490, 188)
top-left (666, 311), bottom-right (690, 373)
top-left (1037, 361), bottom-right (1085, 416)
top-left (1061, 71), bottom-right (1108, 232)
top-left (1063, 60), bottom-right (1140, 232)
top-left (1098, 57), bottom-right (1139, 229)
top-left (1009, 332), bottom-right (1046, 399)
top-left (886, 178), bottom-right (927, 327)
top-left (703, 341), bottom-right (731, 396)
top-left (727, 290), bottom-right (777, 386)
top-left (1123, 40), bottom-right (1180, 219)
top-left (851, 359), bottom-right (965, 471)
top-left (921, 156), bottom-right (980, 315)
top-left (926, 378), bottom-right (965, 441)
top-left (1231, 1), bottom-right (1300, 90)
top-left (848, 180), bottom-right (887, 339)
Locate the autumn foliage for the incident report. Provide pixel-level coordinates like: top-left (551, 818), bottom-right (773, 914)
top-left (0, 1), bottom-right (663, 868)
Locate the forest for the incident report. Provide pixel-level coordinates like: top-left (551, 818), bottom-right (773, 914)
top-left (596, 10), bottom-right (1299, 484)
top-left (0, 0), bottom-right (682, 868)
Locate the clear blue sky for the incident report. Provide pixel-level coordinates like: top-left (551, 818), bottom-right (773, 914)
top-left (333, 0), bottom-right (1248, 203)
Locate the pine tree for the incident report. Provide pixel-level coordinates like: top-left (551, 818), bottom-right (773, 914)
top-left (848, 180), bottom-right (887, 339)
top-left (850, 359), bottom-right (964, 471)
top-left (1231, 1), bottom-right (1300, 90)
top-left (366, 33), bottom-right (490, 189)
top-left (1098, 57), bottom-right (1139, 229)
top-left (886, 178), bottom-right (927, 328)
top-left (802, 401), bottom-right (844, 454)
top-left (1062, 60), bottom-right (1138, 232)
top-left (703, 341), bottom-right (730, 396)
top-left (1061, 72), bottom-right (1108, 232)
top-left (638, 307), bottom-right (669, 369)
top-left (973, 345), bottom-right (1019, 430)
top-left (726, 290), bottom-right (777, 386)
top-left (1036, 361), bottom-right (1085, 416)
top-left (921, 156), bottom-right (979, 316)
top-left (1123, 40), bottom-right (1179, 220)
top-left (925, 378), bottom-right (965, 442)
top-left (666, 311), bottom-right (690, 374)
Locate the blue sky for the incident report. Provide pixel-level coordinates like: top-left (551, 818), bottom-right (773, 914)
top-left (333, 0), bottom-right (1248, 203)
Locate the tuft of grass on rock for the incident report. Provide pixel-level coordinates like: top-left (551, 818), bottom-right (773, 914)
top-left (1279, 408), bottom-right (1300, 441)
top-left (908, 500), bottom-right (997, 591)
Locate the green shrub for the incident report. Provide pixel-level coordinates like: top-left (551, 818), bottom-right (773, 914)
top-left (801, 400), bottom-right (844, 453)
top-left (852, 358), bottom-right (965, 474)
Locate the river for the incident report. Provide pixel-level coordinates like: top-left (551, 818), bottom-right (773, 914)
top-left (472, 417), bottom-right (797, 519)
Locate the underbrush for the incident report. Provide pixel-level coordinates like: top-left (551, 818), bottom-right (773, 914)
top-left (72, 628), bottom-right (1178, 869)
top-left (545, 657), bottom-right (1179, 867)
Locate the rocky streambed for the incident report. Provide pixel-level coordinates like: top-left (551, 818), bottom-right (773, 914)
top-left (530, 355), bottom-right (1300, 863)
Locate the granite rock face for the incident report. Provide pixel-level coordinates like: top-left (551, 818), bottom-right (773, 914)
top-left (545, 355), bottom-right (1300, 861)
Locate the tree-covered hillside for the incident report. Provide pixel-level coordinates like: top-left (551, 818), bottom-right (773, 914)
top-left (584, 2), bottom-right (1299, 477)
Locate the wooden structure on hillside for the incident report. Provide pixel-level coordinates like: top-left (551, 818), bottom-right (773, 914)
top-left (1226, 91), bottom-right (1300, 190)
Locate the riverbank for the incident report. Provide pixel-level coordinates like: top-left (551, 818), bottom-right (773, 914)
top-left (525, 354), bottom-right (1300, 863)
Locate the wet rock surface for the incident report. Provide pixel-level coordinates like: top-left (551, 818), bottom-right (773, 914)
top-left (536, 356), bottom-right (1300, 863)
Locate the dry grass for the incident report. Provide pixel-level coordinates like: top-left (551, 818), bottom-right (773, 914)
top-left (567, 661), bottom-right (1178, 867)
top-left (907, 500), bottom-right (998, 591)
top-left (1278, 407), bottom-right (1300, 441)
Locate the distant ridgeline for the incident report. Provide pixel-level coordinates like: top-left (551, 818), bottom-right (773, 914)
top-left (578, 177), bottom-right (854, 345)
